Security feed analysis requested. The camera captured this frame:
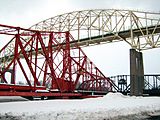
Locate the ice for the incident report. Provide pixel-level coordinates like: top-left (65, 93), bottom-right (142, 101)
top-left (0, 92), bottom-right (160, 120)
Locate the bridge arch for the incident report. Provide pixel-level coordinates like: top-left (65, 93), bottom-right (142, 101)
top-left (29, 9), bottom-right (160, 96)
top-left (30, 9), bottom-right (160, 50)
top-left (0, 9), bottom-right (159, 96)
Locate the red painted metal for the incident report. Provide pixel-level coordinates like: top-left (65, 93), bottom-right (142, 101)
top-left (0, 24), bottom-right (116, 98)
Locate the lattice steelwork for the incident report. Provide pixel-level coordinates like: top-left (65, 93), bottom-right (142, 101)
top-left (30, 9), bottom-right (160, 50)
top-left (0, 24), bottom-right (116, 98)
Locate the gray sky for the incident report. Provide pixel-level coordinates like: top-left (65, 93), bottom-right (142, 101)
top-left (0, 0), bottom-right (160, 76)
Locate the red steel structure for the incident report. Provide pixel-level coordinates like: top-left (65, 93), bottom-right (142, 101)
top-left (0, 24), bottom-right (117, 99)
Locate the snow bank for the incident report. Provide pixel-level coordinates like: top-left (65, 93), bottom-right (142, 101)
top-left (0, 92), bottom-right (160, 120)
top-left (103, 92), bottom-right (128, 99)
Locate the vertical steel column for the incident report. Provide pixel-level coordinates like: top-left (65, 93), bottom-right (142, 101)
top-left (12, 34), bottom-right (19, 84)
top-left (130, 49), bottom-right (144, 96)
top-left (66, 32), bottom-right (72, 91)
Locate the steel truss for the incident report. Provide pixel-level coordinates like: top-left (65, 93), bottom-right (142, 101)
top-left (110, 74), bottom-right (160, 96)
top-left (30, 9), bottom-right (160, 50)
top-left (0, 24), bottom-right (117, 98)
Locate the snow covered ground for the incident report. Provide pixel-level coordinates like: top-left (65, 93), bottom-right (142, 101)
top-left (0, 93), bottom-right (160, 120)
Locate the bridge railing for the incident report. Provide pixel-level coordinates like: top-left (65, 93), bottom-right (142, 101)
top-left (144, 75), bottom-right (160, 90)
top-left (109, 74), bottom-right (160, 94)
top-left (109, 75), bottom-right (130, 93)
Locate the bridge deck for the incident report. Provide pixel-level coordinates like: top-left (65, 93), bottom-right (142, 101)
top-left (1, 24), bottom-right (160, 62)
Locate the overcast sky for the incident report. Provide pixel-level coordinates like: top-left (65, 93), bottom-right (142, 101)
top-left (0, 0), bottom-right (160, 76)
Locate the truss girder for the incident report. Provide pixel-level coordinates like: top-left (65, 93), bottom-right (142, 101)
top-left (0, 24), bottom-right (115, 93)
top-left (30, 9), bottom-right (160, 50)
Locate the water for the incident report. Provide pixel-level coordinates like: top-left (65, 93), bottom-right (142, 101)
top-left (0, 96), bottom-right (28, 103)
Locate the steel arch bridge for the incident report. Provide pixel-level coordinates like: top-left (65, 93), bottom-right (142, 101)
top-left (0, 9), bottom-right (160, 98)
top-left (30, 9), bottom-right (160, 50)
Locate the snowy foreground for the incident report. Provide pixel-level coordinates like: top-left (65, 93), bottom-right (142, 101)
top-left (0, 93), bottom-right (160, 120)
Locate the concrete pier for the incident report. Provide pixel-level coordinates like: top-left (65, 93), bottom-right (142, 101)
top-left (130, 49), bottom-right (144, 96)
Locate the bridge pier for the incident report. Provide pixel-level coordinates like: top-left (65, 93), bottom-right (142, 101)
top-left (130, 49), bottom-right (144, 96)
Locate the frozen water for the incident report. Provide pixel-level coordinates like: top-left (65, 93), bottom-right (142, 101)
top-left (0, 92), bottom-right (160, 120)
